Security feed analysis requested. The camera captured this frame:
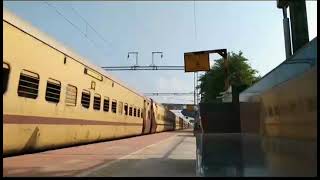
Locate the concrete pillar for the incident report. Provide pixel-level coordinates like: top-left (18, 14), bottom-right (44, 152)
top-left (282, 8), bottom-right (292, 59)
top-left (289, 0), bottom-right (309, 54)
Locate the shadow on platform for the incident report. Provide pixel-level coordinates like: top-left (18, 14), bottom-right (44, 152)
top-left (3, 157), bottom-right (197, 177)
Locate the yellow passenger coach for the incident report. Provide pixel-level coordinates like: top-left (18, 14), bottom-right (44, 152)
top-left (3, 9), bottom-right (186, 156)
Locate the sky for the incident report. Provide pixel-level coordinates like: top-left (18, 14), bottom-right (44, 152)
top-left (3, 1), bottom-right (317, 104)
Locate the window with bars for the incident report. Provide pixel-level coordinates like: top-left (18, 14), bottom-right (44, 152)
top-left (133, 108), bottom-right (137, 117)
top-left (129, 106), bottom-right (133, 116)
top-left (65, 85), bottom-right (77, 106)
top-left (45, 78), bottom-right (61, 103)
top-left (81, 90), bottom-right (90, 108)
top-left (118, 101), bottom-right (123, 115)
top-left (93, 94), bottom-right (101, 110)
top-left (103, 97), bottom-right (110, 112)
top-left (124, 104), bottom-right (128, 115)
top-left (137, 109), bottom-right (140, 118)
top-left (112, 100), bottom-right (117, 113)
top-left (3, 62), bottom-right (10, 94)
top-left (18, 70), bottom-right (39, 99)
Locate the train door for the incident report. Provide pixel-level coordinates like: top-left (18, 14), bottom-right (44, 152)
top-left (142, 99), bottom-right (151, 134)
top-left (169, 111), bottom-right (176, 130)
top-left (150, 99), bottom-right (157, 133)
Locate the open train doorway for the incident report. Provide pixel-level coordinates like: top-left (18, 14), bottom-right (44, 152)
top-left (142, 100), bottom-right (151, 134)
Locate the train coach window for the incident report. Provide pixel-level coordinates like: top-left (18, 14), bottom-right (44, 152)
top-left (124, 104), bottom-right (128, 115)
top-left (81, 90), bottom-right (90, 108)
top-left (103, 97), bottom-right (110, 112)
top-left (66, 85), bottom-right (77, 106)
top-left (18, 70), bottom-right (39, 99)
top-left (93, 94), bottom-right (101, 110)
top-left (112, 100), bottom-right (117, 113)
top-left (45, 78), bottom-right (61, 103)
top-left (129, 107), bottom-right (133, 116)
top-left (118, 101), bottom-right (123, 115)
top-left (3, 63), bottom-right (10, 94)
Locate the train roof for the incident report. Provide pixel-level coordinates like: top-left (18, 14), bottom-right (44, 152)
top-left (3, 8), bottom-right (155, 102)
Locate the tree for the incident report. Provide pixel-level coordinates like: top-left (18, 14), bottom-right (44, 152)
top-left (198, 51), bottom-right (261, 103)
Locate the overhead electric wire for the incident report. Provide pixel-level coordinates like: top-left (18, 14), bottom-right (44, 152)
top-left (44, 2), bottom-right (86, 37)
top-left (69, 4), bottom-right (112, 47)
top-left (43, 2), bottom-right (109, 56)
top-left (193, 0), bottom-right (197, 42)
top-left (193, 1), bottom-right (198, 105)
top-left (170, 97), bottom-right (194, 103)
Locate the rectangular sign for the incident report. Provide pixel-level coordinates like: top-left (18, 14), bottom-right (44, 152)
top-left (184, 53), bottom-right (210, 72)
top-left (84, 67), bottom-right (103, 81)
top-left (187, 104), bottom-right (195, 112)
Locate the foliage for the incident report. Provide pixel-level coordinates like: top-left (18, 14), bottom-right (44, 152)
top-left (198, 51), bottom-right (261, 103)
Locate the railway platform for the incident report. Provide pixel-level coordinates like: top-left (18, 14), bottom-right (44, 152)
top-left (195, 133), bottom-right (317, 177)
top-left (3, 129), bottom-right (196, 177)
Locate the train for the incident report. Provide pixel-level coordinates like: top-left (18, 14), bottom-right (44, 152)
top-left (3, 9), bottom-right (190, 156)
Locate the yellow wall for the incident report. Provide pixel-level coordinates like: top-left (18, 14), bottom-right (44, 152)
top-left (259, 67), bottom-right (317, 140)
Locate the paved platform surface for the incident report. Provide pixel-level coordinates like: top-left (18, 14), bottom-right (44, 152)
top-left (3, 129), bottom-right (196, 177)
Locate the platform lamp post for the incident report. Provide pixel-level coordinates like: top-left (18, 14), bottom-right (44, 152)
top-left (184, 49), bottom-right (229, 91)
top-left (184, 49), bottom-right (229, 133)
top-left (127, 52), bottom-right (139, 69)
top-left (151, 52), bottom-right (163, 69)
top-left (184, 49), bottom-right (229, 104)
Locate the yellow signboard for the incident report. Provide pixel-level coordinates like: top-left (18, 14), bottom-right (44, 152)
top-left (184, 53), bottom-right (210, 72)
top-left (187, 104), bottom-right (195, 112)
top-left (84, 67), bottom-right (103, 81)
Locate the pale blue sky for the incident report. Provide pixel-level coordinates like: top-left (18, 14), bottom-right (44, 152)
top-left (4, 1), bottom-right (317, 104)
